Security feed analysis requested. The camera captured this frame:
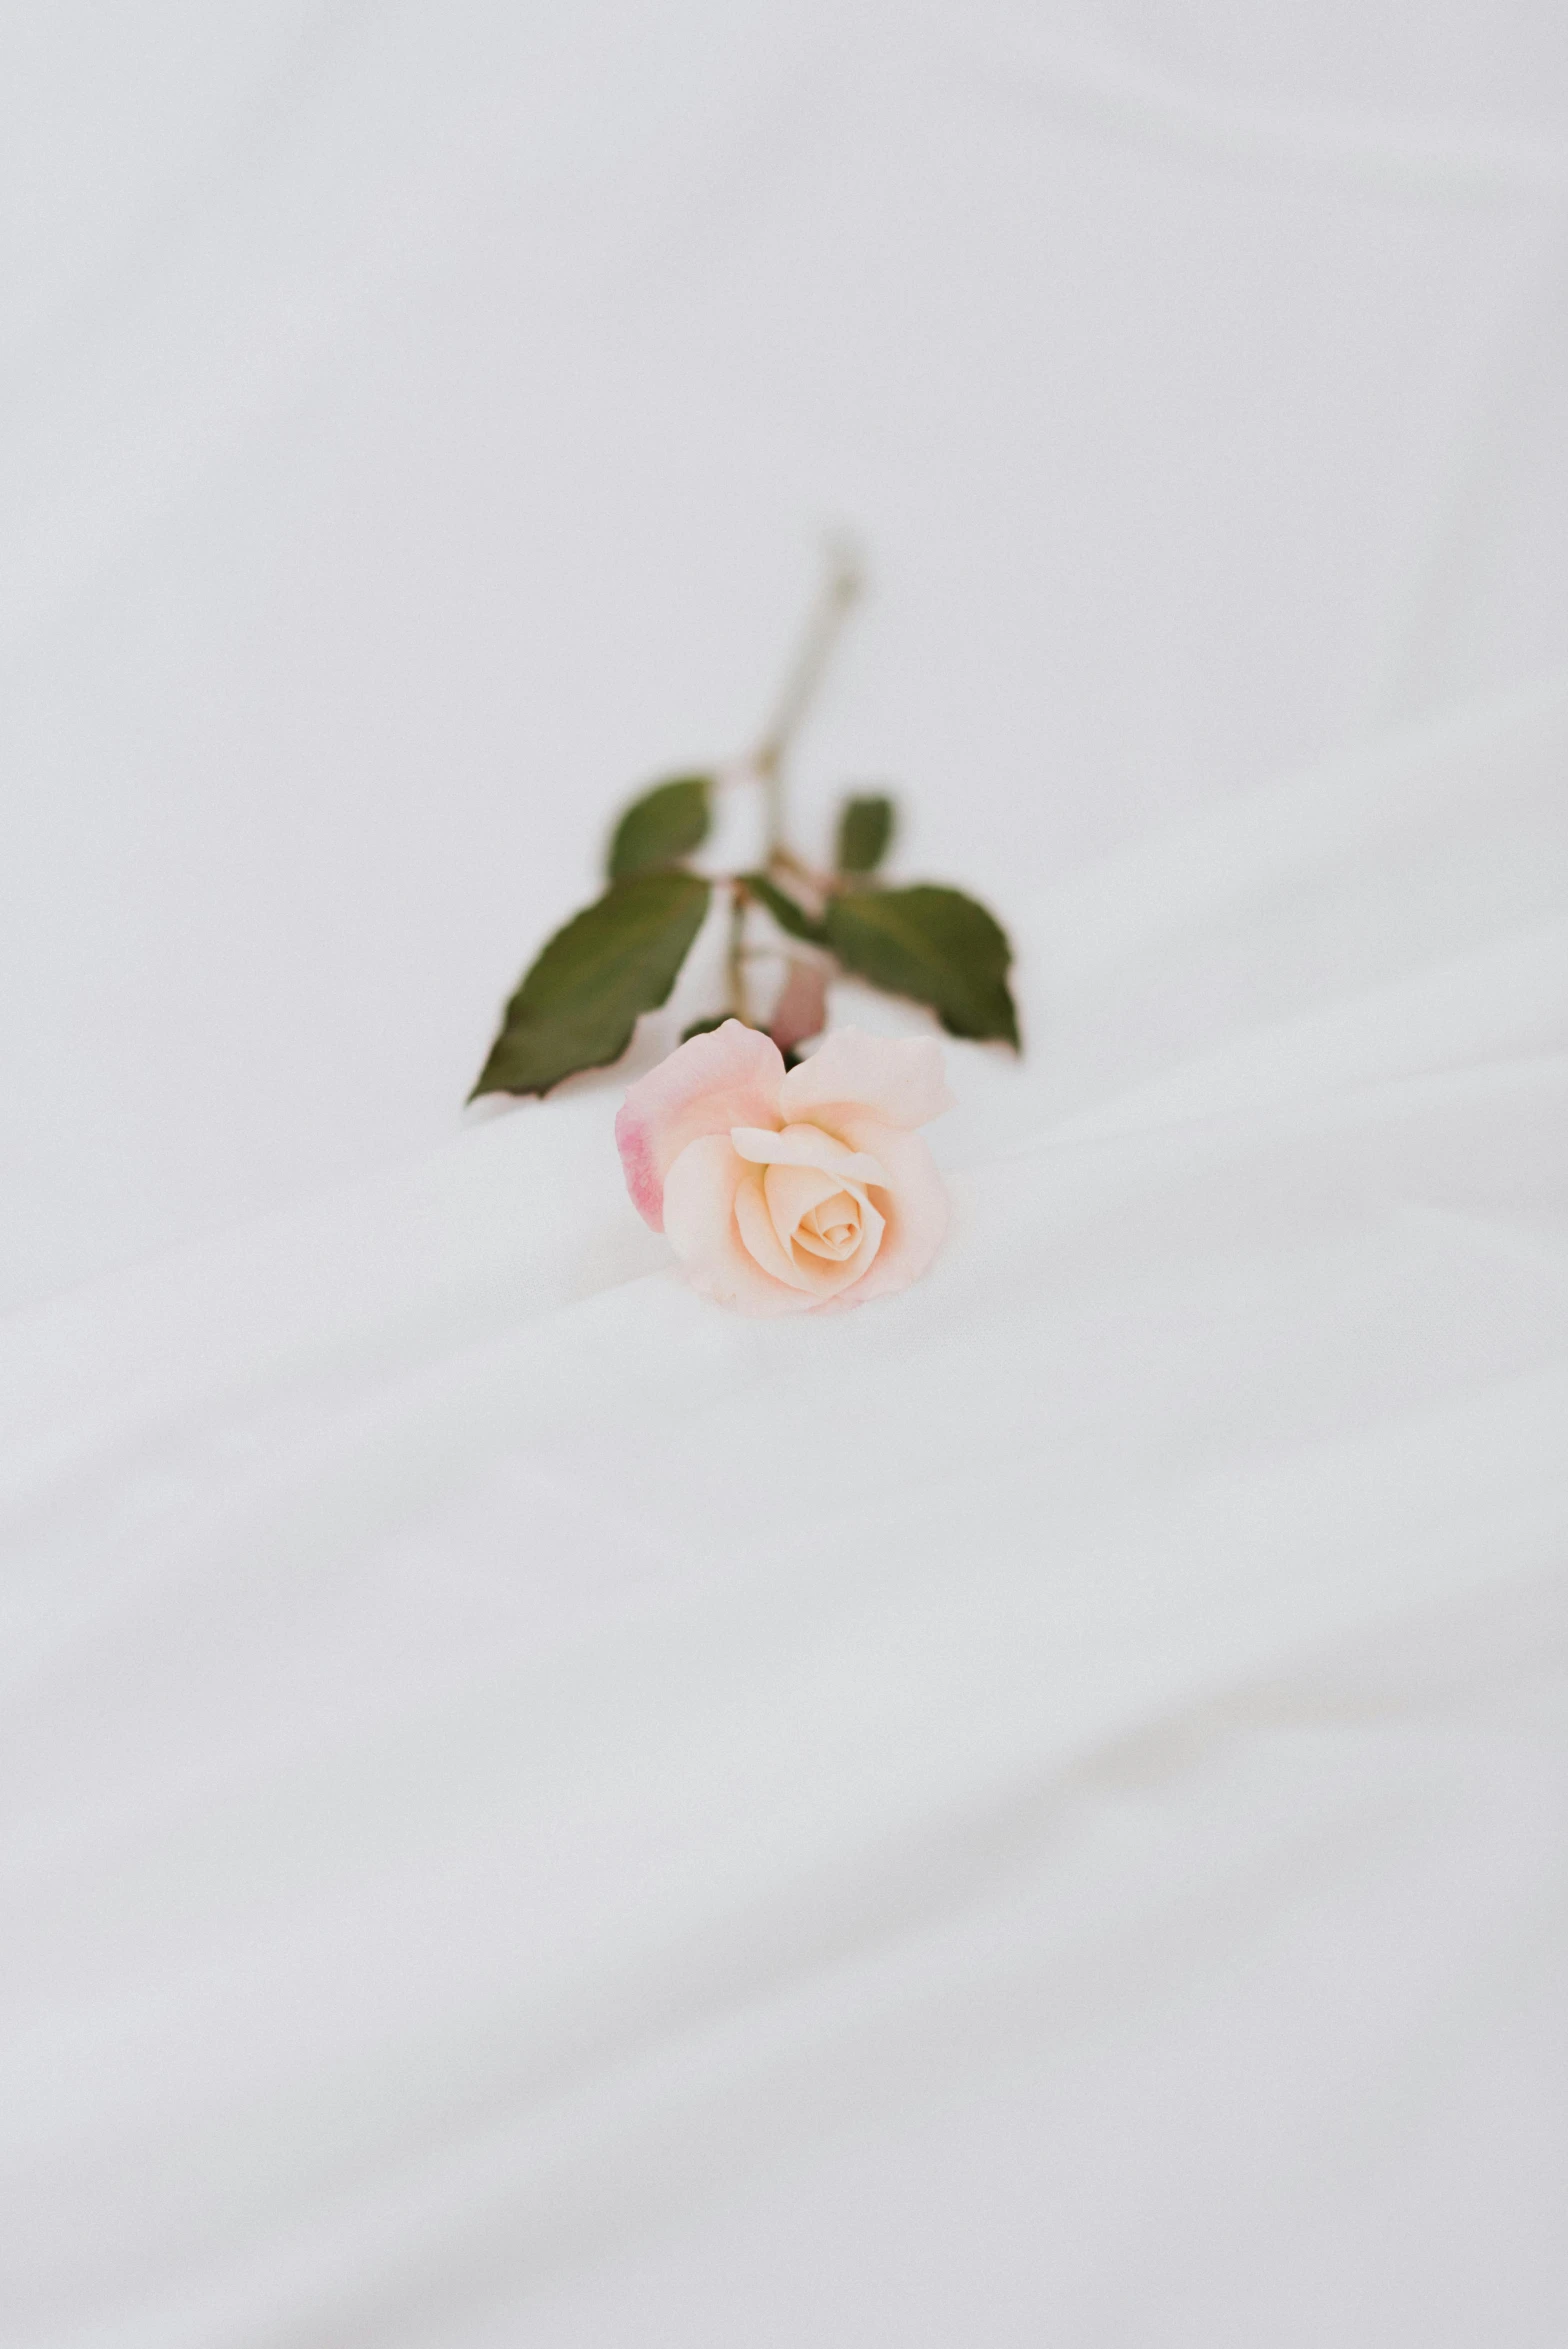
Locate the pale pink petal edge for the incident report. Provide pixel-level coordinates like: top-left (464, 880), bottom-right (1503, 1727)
top-left (835, 1124), bottom-right (949, 1307)
top-left (616, 1021), bottom-right (785, 1232)
top-left (779, 1028), bottom-right (953, 1136)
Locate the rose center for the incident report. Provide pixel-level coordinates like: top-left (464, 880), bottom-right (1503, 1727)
top-left (731, 1127), bottom-right (889, 1292)
top-left (790, 1187), bottom-right (863, 1262)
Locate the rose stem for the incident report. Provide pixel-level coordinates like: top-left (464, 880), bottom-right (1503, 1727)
top-left (753, 539), bottom-right (863, 861)
top-left (726, 881), bottom-right (749, 1023)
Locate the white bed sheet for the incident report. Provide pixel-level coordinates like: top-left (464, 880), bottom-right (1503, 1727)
top-left (2, 7), bottom-right (1567, 2343)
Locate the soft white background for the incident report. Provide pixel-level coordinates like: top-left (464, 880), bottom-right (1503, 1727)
top-left (1, 6), bottom-right (1565, 2344)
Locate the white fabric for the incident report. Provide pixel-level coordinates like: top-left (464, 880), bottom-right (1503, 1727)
top-left (2, 7), bottom-right (1567, 2344)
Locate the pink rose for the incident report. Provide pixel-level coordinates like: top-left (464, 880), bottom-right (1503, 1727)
top-left (617, 1022), bottom-right (953, 1315)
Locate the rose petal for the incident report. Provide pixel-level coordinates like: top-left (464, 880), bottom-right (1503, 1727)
top-left (661, 1135), bottom-right (817, 1315)
top-left (786, 1225), bottom-right (883, 1300)
top-left (616, 1021), bottom-right (784, 1232)
top-left (733, 1168), bottom-right (818, 1291)
top-left (779, 1027), bottom-right (953, 1136)
top-left (834, 1122), bottom-right (948, 1304)
top-left (729, 1122), bottom-right (887, 1186)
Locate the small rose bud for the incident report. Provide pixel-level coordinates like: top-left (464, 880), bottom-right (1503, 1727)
top-left (767, 960), bottom-right (829, 1057)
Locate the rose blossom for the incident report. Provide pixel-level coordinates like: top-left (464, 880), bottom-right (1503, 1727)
top-left (616, 1022), bottom-right (953, 1315)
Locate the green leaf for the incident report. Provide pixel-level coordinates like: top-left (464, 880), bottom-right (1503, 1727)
top-left (606, 775), bottom-right (711, 881)
top-left (836, 793), bottom-right (895, 876)
top-left (471, 871), bottom-right (712, 1098)
top-left (741, 871), bottom-right (826, 944)
top-left (824, 884), bottom-right (1020, 1047)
